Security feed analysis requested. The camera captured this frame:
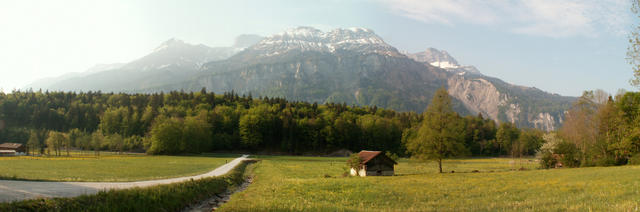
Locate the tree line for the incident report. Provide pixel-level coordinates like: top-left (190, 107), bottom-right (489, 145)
top-left (0, 89), bottom-right (543, 156)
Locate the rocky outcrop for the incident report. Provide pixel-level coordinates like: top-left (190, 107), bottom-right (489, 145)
top-left (504, 103), bottom-right (521, 124)
top-left (447, 74), bottom-right (568, 131)
top-left (447, 74), bottom-right (506, 120)
top-left (530, 113), bottom-right (557, 131)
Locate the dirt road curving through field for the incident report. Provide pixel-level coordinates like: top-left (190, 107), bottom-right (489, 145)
top-left (0, 155), bottom-right (249, 203)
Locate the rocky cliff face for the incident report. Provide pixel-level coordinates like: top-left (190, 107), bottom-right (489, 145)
top-left (407, 47), bottom-right (572, 131)
top-left (531, 113), bottom-right (557, 131)
top-left (447, 74), bottom-right (506, 120)
top-left (446, 73), bottom-right (570, 131)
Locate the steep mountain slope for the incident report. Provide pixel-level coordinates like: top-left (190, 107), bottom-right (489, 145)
top-left (157, 27), bottom-right (455, 112)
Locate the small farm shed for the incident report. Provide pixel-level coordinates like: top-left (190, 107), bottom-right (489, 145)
top-left (350, 150), bottom-right (397, 177)
top-left (0, 143), bottom-right (25, 153)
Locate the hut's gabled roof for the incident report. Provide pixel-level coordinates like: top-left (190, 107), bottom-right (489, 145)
top-left (358, 150), bottom-right (397, 165)
top-left (0, 143), bottom-right (22, 149)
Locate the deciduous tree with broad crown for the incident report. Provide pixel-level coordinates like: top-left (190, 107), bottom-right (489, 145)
top-left (405, 87), bottom-right (467, 173)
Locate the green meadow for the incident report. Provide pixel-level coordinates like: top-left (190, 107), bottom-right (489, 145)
top-left (219, 156), bottom-right (640, 211)
top-left (0, 153), bottom-right (238, 182)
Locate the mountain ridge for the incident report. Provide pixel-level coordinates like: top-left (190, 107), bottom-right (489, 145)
top-left (28, 36), bottom-right (263, 92)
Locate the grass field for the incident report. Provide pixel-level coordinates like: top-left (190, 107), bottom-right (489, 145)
top-left (0, 153), bottom-right (239, 182)
top-left (219, 156), bottom-right (640, 211)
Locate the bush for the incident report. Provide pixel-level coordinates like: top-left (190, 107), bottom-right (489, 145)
top-left (554, 141), bottom-right (580, 168)
top-left (539, 151), bottom-right (557, 169)
top-left (628, 154), bottom-right (640, 165)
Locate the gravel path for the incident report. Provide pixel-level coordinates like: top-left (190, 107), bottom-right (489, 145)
top-left (0, 155), bottom-right (249, 203)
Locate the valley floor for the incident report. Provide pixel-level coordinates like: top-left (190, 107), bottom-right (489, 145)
top-left (218, 156), bottom-right (640, 211)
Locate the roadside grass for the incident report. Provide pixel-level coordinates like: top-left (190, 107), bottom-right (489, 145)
top-left (0, 160), bottom-right (256, 212)
top-left (218, 156), bottom-right (640, 211)
top-left (0, 153), bottom-right (239, 182)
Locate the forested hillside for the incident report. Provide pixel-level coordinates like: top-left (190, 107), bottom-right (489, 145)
top-left (0, 90), bottom-right (539, 156)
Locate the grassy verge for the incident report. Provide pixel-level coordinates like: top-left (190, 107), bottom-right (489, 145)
top-left (0, 160), bottom-right (256, 212)
top-left (0, 154), bottom-right (238, 182)
top-left (218, 156), bottom-right (640, 211)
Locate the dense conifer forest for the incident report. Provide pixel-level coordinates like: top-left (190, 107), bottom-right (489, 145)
top-left (0, 89), bottom-right (532, 156)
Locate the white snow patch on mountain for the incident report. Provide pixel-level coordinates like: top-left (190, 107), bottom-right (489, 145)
top-left (248, 26), bottom-right (401, 57)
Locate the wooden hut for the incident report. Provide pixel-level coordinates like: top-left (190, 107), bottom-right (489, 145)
top-left (350, 150), bottom-right (397, 176)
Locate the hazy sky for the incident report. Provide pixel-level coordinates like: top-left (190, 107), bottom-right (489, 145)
top-left (0, 0), bottom-right (635, 96)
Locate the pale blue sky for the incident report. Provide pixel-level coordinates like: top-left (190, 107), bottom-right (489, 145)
top-left (0, 0), bottom-right (635, 96)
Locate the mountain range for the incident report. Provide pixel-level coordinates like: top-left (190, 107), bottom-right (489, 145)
top-left (27, 27), bottom-right (575, 130)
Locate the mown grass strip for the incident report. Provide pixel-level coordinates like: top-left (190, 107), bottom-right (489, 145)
top-left (0, 160), bottom-right (256, 212)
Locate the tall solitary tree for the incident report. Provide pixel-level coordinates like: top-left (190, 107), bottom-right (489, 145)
top-left (405, 87), bottom-right (467, 173)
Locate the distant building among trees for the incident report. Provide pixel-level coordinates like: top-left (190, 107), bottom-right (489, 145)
top-left (0, 143), bottom-right (25, 156)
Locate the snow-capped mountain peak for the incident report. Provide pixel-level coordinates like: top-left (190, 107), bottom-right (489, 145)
top-left (278, 26), bottom-right (324, 38)
top-left (246, 26), bottom-right (401, 57)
